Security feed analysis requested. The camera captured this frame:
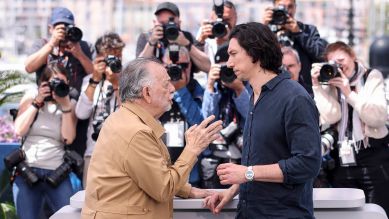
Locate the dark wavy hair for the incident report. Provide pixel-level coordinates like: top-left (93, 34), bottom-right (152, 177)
top-left (95, 32), bottom-right (125, 55)
top-left (229, 22), bottom-right (283, 73)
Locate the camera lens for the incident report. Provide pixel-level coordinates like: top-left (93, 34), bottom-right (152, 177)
top-left (319, 63), bottom-right (340, 83)
top-left (105, 55), bottom-right (122, 73)
top-left (50, 78), bottom-right (70, 97)
top-left (167, 64), bottom-right (182, 81)
top-left (65, 25), bottom-right (83, 42)
top-left (212, 21), bottom-right (227, 38)
top-left (164, 17), bottom-right (179, 41)
top-left (46, 162), bottom-right (72, 187)
top-left (17, 162), bottom-right (39, 186)
top-left (271, 6), bottom-right (288, 25)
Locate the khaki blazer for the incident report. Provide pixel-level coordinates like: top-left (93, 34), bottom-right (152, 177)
top-left (81, 102), bottom-right (197, 219)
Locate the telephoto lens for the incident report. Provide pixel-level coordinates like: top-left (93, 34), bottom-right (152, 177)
top-left (319, 61), bottom-right (341, 84)
top-left (163, 17), bottom-right (179, 41)
top-left (220, 64), bottom-right (237, 83)
top-left (65, 25), bottom-right (83, 42)
top-left (167, 64), bottom-right (183, 81)
top-left (271, 5), bottom-right (288, 25)
top-left (49, 78), bottom-right (70, 98)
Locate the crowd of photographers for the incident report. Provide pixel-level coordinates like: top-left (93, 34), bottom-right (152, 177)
top-left (4, 0), bottom-right (389, 218)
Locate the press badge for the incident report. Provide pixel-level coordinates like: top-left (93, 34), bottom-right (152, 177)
top-left (164, 121), bottom-right (185, 147)
top-left (339, 140), bottom-right (357, 167)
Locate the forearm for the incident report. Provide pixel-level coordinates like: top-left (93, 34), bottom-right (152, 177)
top-left (14, 106), bottom-right (39, 137)
top-left (77, 53), bottom-right (94, 75)
top-left (61, 105), bottom-right (77, 144)
top-left (253, 164), bottom-right (284, 183)
top-left (189, 46), bottom-right (211, 72)
top-left (138, 43), bottom-right (156, 58)
top-left (24, 44), bottom-right (53, 73)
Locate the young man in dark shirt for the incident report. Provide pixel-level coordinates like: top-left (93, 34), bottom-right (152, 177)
top-left (204, 22), bottom-right (321, 218)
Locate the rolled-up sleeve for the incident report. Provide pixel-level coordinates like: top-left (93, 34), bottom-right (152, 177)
top-left (278, 95), bottom-right (322, 185)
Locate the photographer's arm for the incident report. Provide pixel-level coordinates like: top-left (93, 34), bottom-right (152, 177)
top-left (138, 26), bottom-right (163, 58)
top-left (14, 95), bottom-right (39, 137)
top-left (59, 98), bottom-right (77, 144)
top-left (66, 42), bottom-right (94, 75)
top-left (187, 45), bottom-right (211, 73)
top-left (25, 42), bottom-right (54, 73)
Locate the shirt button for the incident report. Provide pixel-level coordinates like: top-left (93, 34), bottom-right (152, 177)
top-left (250, 111), bottom-right (253, 115)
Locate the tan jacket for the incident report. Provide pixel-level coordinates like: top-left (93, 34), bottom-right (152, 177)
top-left (81, 102), bottom-right (196, 219)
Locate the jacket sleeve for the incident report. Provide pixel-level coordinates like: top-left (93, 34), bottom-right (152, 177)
top-left (124, 130), bottom-right (197, 203)
top-left (201, 88), bottom-right (221, 119)
top-left (292, 23), bottom-right (327, 62)
top-left (312, 85), bottom-right (342, 125)
top-left (75, 76), bottom-right (94, 120)
top-left (347, 69), bottom-right (388, 127)
top-left (232, 88), bottom-right (250, 120)
top-left (174, 85), bottom-right (204, 126)
top-left (278, 95), bottom-right (322, 185)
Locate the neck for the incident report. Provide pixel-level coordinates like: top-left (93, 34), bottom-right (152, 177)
top-left (249, 68), bottom-right (277, 96)
top-left (132, 99), bottom-right (159, 119)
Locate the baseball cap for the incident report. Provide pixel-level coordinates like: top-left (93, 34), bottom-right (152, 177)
top-left (50, 7), bottom-right (75, 25)
top-left (154, 2), bottom-right (180, 17)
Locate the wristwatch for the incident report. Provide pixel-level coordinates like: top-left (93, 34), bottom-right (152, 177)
top-left (89, 78), bottom-right (100, 85)
top-left (245, 166), bottom-right (255, 182)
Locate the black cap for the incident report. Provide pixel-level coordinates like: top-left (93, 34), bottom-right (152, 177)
top-left (154, 2), bottom-right (180, 17)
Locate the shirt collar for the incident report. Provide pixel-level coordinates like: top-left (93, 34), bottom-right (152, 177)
top-left (262, 70), bottom-right (291, 91)
top-left (121, 102), bottom-right (165, 138)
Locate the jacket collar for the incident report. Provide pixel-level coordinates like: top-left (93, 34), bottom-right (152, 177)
top-left (121, 102), bottom-right (165, 138)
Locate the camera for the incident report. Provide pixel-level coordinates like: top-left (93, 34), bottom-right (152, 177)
top-left (166, 44), bottom-right (186, 81)
top-left (105, 55), bottom-right (122, 73)
top-left (319, 61), bottom-right (341, 84)
top-left (321, 128), bottom-right (338, 156)
top-left (44, 78), bottom-right (70, 101)
top-left (46, 150), bottom-right (84, 187)
top-left (209, 0), bottom-right (227, 38)
top-left (277, 31), bottom-right (294, 47)
top-left (4, 149), bottom-right (39, 186)
top-left (271, 5), bottom-right (289, 25)
top-left (220, 64), bottom-right (236, 83)
top-left (163, 17), bottom-right (179, 41)
top-left (91, 112), bottom-right (109, 141)
top-left (65, 25), bottom-right (83, 42)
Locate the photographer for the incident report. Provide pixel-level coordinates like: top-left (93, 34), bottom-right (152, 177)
top-left (12, 63), bottom-right (77, 219)
top-left (24, 7), bottom-right (94, 92)
top-left (159, 45), bottom-right (205, 187)
top-left (136, 2), bottom-right (211, 72)
top-left (24, 7), bottom-right (94, 169)
top-left (196, 1), bottom-right (237, 62)
top-left (311, 41), bottom-right (389, 215)
top-left (75, 32), bottom-right (125, 188)
top-left (262, 0), bottom-right (327, 95)
top-left (201, 45), bottom-right (249, 188)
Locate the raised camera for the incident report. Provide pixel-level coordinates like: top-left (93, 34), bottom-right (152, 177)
top-left (105, 55), bottom-right (122, 73)
top-left (46, 150), bottom-right (84, 187)
top-left (163, 17), bottom-right (179, 41)
top-left (271, 5), bottom-right (288, 25)
top-left (44, 78), bottom-right (70, 101)
top-left (220, 64), bottom-right (236, 83)
top-left (4, 149), bottom-right (39, 186)
top-left (65, 25), bottom-right (83, 42)
top-left (319, 61), bottom-right (341, 84)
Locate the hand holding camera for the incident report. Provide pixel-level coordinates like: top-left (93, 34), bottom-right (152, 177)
top-left (198, 20), bottom-right (214, 43)
top-left (207, 64), bottom-right (221, 91)
top-left (150, 24), bottom-right (164, 45)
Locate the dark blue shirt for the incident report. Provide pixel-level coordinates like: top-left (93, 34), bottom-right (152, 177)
top-left (239, 71), bottom-right (321, 219)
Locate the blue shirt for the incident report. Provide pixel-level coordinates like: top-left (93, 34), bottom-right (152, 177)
top-left (239, 71), bottom-right (321, 219)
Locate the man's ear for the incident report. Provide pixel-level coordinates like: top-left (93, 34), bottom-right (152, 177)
top-left (142, 86), bottom-right (152, 104)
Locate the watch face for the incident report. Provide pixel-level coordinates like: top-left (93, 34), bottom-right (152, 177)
top-left (245, 170), bottom-right (254, 181)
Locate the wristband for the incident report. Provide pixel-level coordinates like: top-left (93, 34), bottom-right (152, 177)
top-left (61, 108), bottom-right (72, 114)
top-left (148, 40), bottom-right (157, 47)
top-left (31, 102), bottom-right (40, 109)
top-left (89, 78), bottom-right (100, 85)
top-left (186, 42), bottom-right (192, 52)
top-left (31, 99), bottom-right (44, 109)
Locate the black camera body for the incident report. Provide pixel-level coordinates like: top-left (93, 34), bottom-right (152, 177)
top-left (105, 55), bottom-right (122, 73)
top-left (319, 62), bottom-right (341, 84)
top-left (45, 78), bottom-right (70, 101)
top-left (163, 17), bottom-right (179, 41)
top-left (4, 149), bottom-right (39, 186)
top-left (65, 25), bottom-right (83, 42)
top-left (321, 128), bottom-right (338, 156)
top-left (220, 64), bottom-right (236, 83)
top-left (271, 5), bottom-right (289, 25)
top-left (46, 150), bottom-right (84, 187)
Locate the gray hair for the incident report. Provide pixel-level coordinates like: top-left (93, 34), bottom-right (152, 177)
top-left (281, 46), bottom-right (301, 64)
top-left (119, 57), bottom-right (161, 102)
